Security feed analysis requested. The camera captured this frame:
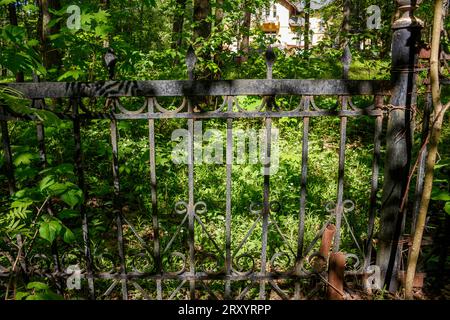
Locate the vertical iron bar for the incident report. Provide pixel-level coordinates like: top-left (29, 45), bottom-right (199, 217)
top-left (333, 98), bottom-right (348, 252)
top-left (364, 96), bottom-right (384, 270)
top-left (186, 48), bottom-right (197, 300)
top-left (259, 115), bottom-right (271, 300)
top-left (335, 5), bottom-right (351, 250)
top-left (110, 116), bottom-right (128, 300)
top-left (294, 99), bottom-right (310, 299)
top-left (72, 98), bottom-right (95, 299)
top-left (188, 101), bottom-right (196, 300)
top-left (148, 98), bottom-right (162, 300)
top-left (259, 48), bottom-right (275, 300)
top-left (297, 110), bottom-right (310, 259)
top-left (225, 97), bottom-right (233, 299)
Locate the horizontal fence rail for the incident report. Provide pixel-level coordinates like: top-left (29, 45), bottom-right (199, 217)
top-left (2, 80), bottom-right (392, 98)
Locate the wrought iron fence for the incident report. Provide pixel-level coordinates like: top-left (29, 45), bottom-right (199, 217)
top-left (0, 1), bottom-right (427, 300)
top-left (0, 53), bottom-right (392, 300)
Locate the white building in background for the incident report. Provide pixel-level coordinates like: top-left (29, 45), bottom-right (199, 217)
top-left (256, 0), bottom-right (325, 49)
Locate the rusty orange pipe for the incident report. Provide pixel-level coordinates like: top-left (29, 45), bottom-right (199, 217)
top-left (327, 252), bottom-right (346, 300)
top-left (320, 224), bottom-right (336, 259)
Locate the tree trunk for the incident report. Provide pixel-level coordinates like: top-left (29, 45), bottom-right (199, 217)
top-left (172, 0), bottom-right (188, 49)
top-left (38, 0), bottom-right (62, 73)
top-left (8, 2), bottom-right (24, 82)
top-left (8, 3), bottom-right (18, 26)
top-left (101, 0), bottom-right (111, 48)
top-left (213, 0), bottom-right (224, 79)
top-left (304, 0), bottom-right (310, 50)
top-left (341, 0), bottom-right (351, 78)
top-left (240, 1), bottom-right (251, 61)
top-left (193, 0), bottom-right (211, 41)
top-left (192, 0), bottom-right (211, 81)
top-left (215, 0), bottom-right (224, 31)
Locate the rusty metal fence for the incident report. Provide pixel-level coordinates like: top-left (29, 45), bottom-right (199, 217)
top-left (0, 2), bottom-right (427, 300)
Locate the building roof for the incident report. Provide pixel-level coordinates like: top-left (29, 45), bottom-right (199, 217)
top-left (278, 0), bottom-right (300, 15)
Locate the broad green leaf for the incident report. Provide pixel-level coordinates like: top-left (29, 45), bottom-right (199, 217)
top-left (39, 175), bottom-right (57, 191)
top-left (63, 228), bottom-right (76, 244)
top-left (431, 191), bottom-right (450, 201)
top-left (39, 222), bottom-right (54, 243)
top-left (0, 0), bottom-right (17, 5)
top-left (15, 292), bottom-right (29, 300)
top-left (60, 188), bottom-right (83, 208)
top-left (26, 282), bottom-right (49, 291)
top-left (35, 109), bottom-right (62, 125)
top-left (22, 4), bottom-right (38, 13)
top-left (28, 39), bottom-right (39, 47)
top-left (434, 161), bottom-right (450, 170)
top-left (49, 220), bottom-right (63, 234)
top-left (57, 69), bottom-right (85, 81)
top-left (94, 25), bottom-right (112, 39)
top-left (47, 182), bottom-right (70, 196)
top-left (39, 217), bottom-right (65, 243)
top-left (92, 9), bottom-right (110, 22)
top-left (39, 220), bottom-right (62, 243)
top-left (13, 153), bottom-right (35, 166)
top-left (445, 202), bottom-right (450, 215)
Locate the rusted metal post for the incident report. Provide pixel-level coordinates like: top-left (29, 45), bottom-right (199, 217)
top-left (377, 0), bottom-right (423, 292)
top-left (320, 224), bottom-right (336, 258)
top-left (312, 224), bottom-right (336, 272)
top-left (327, 252), bottom-right (346, 300)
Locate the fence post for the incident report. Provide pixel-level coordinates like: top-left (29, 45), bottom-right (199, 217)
top-left (377, 0), bottom-right (423, 292)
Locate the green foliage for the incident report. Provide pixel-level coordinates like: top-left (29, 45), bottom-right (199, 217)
top-left (431, 161), bottom-right (450, 216)
top-left (0, 25), bottom-right (45, 77)
top-left (0, 0), bottom-right (447, 300)
top-left (39, 214), bottom-right (75, 244)
top-left (39, 175), bottom-right (84, 208)
top-left (0, 87), bottom-right (61, 124)
top-left (15, 282), bottom-right (63, 300)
